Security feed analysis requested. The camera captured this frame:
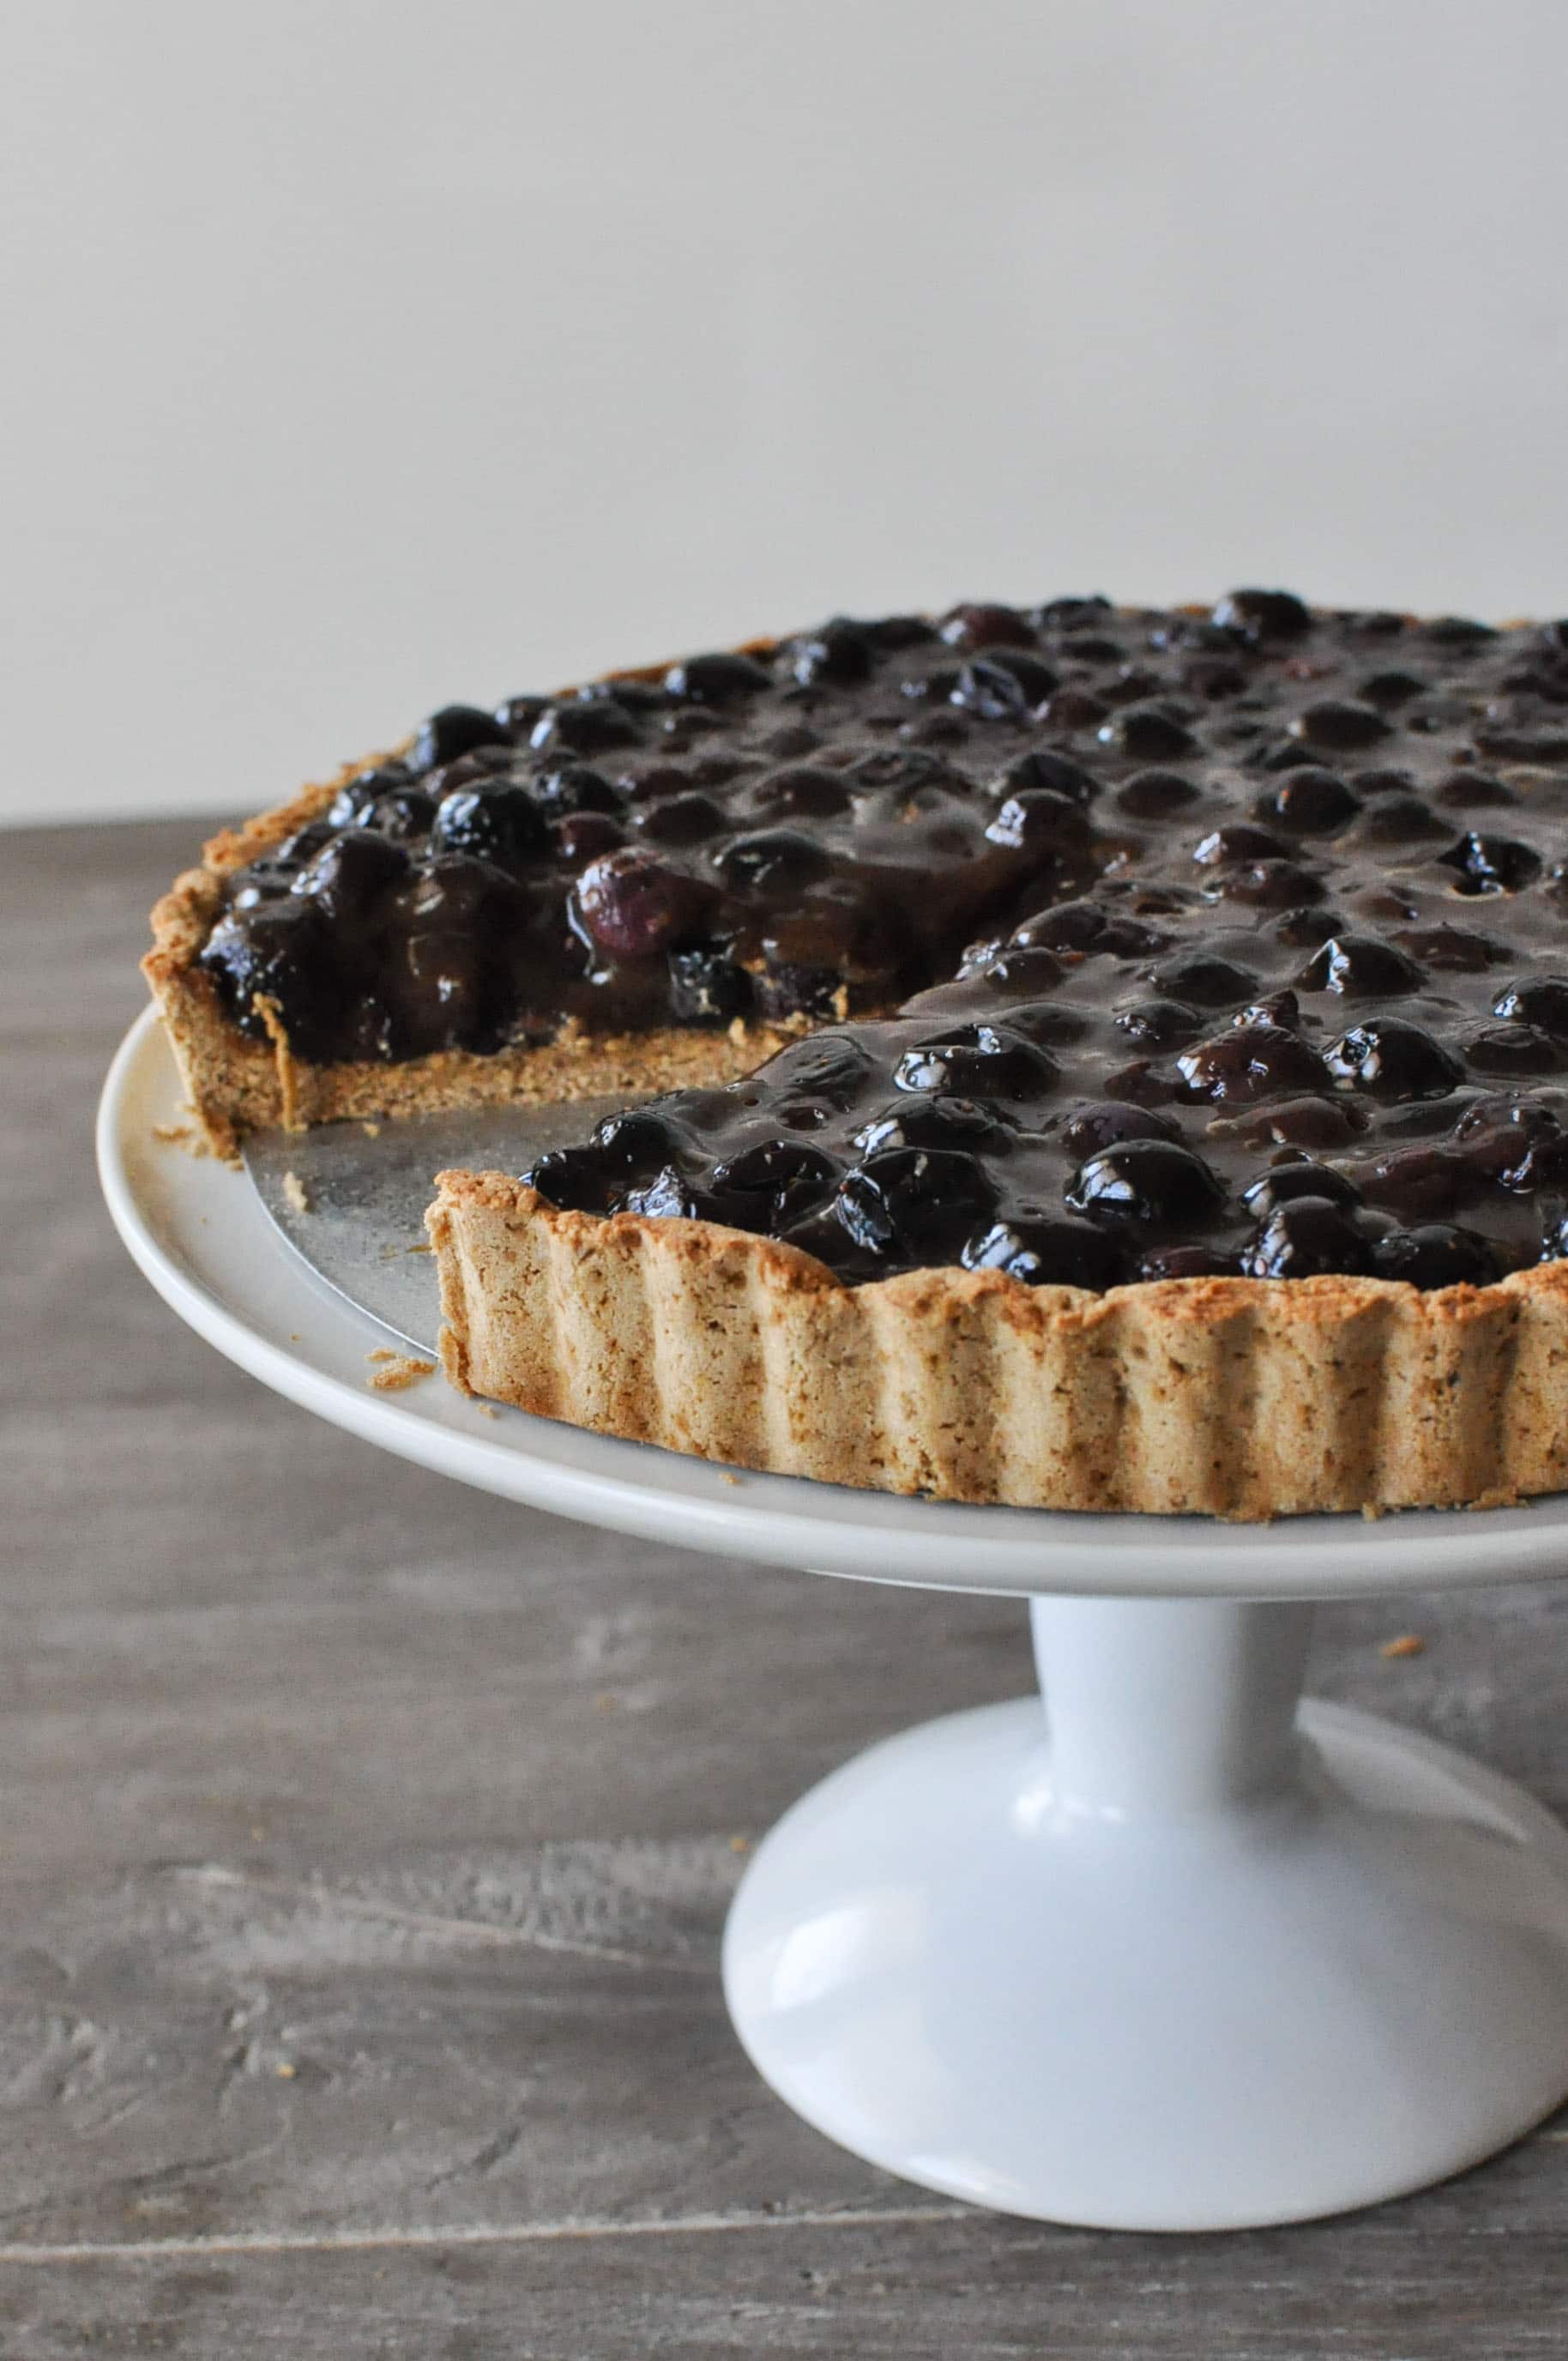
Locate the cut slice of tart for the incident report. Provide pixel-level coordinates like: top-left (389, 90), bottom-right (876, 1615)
top-left (145, 612), bottom-right (1122, 1156)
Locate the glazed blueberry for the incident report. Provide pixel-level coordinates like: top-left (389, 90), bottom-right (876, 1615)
top-left (983, 788), bottom-right (1091, 852)
top-left (1136, 1245), bottom-right (1241, 1280)
top-left (1212, 588), bottom-right (1312, 643)
top-left (712, 1138), bottom-right (841, 1228)
top-left (431, 783), bottom-right (548, 867)
top-left (790, 619), bottom-right (876, 686)
top-left (1241, 1197), bottom-right (1372, 1278)
top-left (529, 698), bottom-right (642, 756)
top-left (1440, 832), bottom-right (1543, 894)
top-left (1115, 998), bottom-right (1202, 1048)
top-left (1116, 769), bottom-right (1198, 819)
top-left (522, 1145), bottom-right (616, 1213)
top-left (714, 829), bottom-right (831, 891)
top-left (1061, 1101), bottom-right (1181, 1156)
top-left (329, 765), bottom-right (413, 828)
top-left (1493, 976), bottom-right (1568, 1034)
top-left (1324, 1021), bottom-right (1466, 1101)
top-left (292, 830), bottom-right (412, 919)
top-left (1288, 701), bottom-right (1391, 752)
top-left (1065, 1140), bottom-right (1225, 1228)
top-left (576, 848), bottom-right (715, 959)
top-left (408, 703), bottom-right (511, 773)
top-left (664, 650), bottom-right (774, 703)
top-left (853, 1096), bottom-right (1015, 1155)
top-left (748, 765), bottom-right (853, 819)
top-left (1260, 769), bottom-right (1361, 834)
top-left (1145, 954), bottom-right (1257, 1006)
top-left (940, 602), bottom-right (1037, 649)
top-left (1296, 935), bottom-right (1423, 998)
top-left (1097, 703), bottom-right (1197, 760)
top-left (835, 1146), bottom-right (997, 1260)
top-left (951, 653), bottom-right (1058, 718)
top-left (667, 940), bottom-right (752, 1023)
top-left (998, 747), bottom-right (1099, 805)
top-left (962, 1214), bottom-right (1123, 1289)
top-left (198, 900), bottom-right (337, 1052)
top-left (1241, 1163), bottom-right (1362, 1217)
top-left (1372, 1224), bottom-right (1501, 1289)
top-left (894, 1024), bottom-right (1058, 1100)
top-left (1177, 1024), bottom-right (1331, 1104)
top-left (531, 764), bottom-right (620, 815)
top-left (361, 786), bottom-right (437, 841)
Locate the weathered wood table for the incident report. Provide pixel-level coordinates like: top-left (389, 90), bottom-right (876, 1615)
top-left (5, 818), bottom-right (1568, 2357)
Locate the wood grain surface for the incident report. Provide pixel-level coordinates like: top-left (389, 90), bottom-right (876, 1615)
top-left (3, 818), bottom-right (1567, 2358)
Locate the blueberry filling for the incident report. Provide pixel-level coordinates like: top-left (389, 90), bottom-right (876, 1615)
top-left (202, 590), bottom-right (1568, 1285)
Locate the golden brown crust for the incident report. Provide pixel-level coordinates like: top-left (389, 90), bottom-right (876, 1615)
top-left (427, 1174), bottom-right (1568, 1519)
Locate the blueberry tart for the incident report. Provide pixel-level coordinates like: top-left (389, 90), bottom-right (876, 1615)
top-left (149, 595), bottom-right (1568, 1515)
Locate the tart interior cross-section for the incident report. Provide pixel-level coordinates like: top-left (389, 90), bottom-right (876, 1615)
top-left (148, 592), bottom-right (1568, 1518)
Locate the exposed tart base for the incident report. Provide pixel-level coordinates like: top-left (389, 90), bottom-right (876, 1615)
top-left (428, 1173), bottom-right (1568, 1519)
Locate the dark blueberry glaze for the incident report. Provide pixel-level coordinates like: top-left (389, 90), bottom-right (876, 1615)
top-left (202, 592), bottom-right (1568, 1286)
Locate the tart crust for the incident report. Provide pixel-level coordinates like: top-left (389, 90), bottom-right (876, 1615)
top-left (143, 750), bottom-right (801, 1158)
top-left (429, 1172), bottom-right (1568, 1519)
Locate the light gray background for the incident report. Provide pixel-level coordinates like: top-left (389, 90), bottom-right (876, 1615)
top-left (6, 0), bottom-right (1568, 826)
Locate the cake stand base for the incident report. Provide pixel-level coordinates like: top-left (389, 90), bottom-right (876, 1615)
top-left (723, 1599), bottom-right (1568, 2230)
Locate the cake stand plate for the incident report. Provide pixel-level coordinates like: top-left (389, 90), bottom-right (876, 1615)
top-left (100, 1010), bottom-right (1568, 2229)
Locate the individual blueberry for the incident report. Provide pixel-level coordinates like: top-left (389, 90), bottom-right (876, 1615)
top-left (624, 1165), bottom-right (704, 1219)
top-left (522, 1146), bottom-right (616, 1214)
top-left (1392, 924), bottom-right (1503, 972)
top-left (1177, 1024), bottom-right (1331, 1104)
top-left (1114, 998), bottom-right (1203, 1048)
top-left (328, 764), bottom-right (414, 828)
top-left (1351, 793), bottom-right (1450, 845)
top-left (1146, 954), bottom-right (1258, 1006)
top-left (1193, 823), bottom-right (1289, 867)
top-left (407, 703), bottom-right (511, 774)
top-left (1096, 703), bottom-right (1197, 760)
top-left (1372, 1225), bottom-right (1501, 1289)
top-left (835, 1146), bottom-right (997, 1261)
top-left (788, 618), bottom-right (876, 687)
top-left (1241, 1163), bottom-right (1363, 1217)
top-left (589, 1108), bottom-right (688, 1176)
top-left (1260, 769), bottom-right (1361, 834)
top-left (1116, 768), bottom-right (1199, 818)
top-left (576, 848), bottom-right (715, 959)
top-left (1240, 1197), bottom-right (1372, 1278)
top-left (361, 786), bottom-right (437, 841)
top-left (950, 653), bottom-right (1058, 718)
top-left (398, 929), bottom-right (499, 1054)
top-left (1065, 1140), bottom-right (1224, 1228)
top-left (551, 812), bottom-right (624, 863)
top-left (667, 940), bottom-right (752, 1023)
top-left (1216, 858), bottom-right (1325, 908)
top-left (713, 828), bottom-right (831, 893)
top-left (530, 764), bottom-right (620, 815)
top-left (1356, 670), bottom-right (1427, 709)
top-left (196, 900), bottom-right (337, 1055)
top-left (939, 601), bottom-right (1037, 649)
top-left (962, 1215), bottom-right (1122, 1289)
top-left (529, 698), bottom-right (642, 756)
top-left (894, 1024), bottom-right (1058, 1100)
top-left (1212, 588), bottom-right (1312, 642)
top-left (1296, 935), bottom-right (1423, 997)
top-left (711, 1138), bottom-right (841, 1229)
top-left (853, 1096), bottom-right (1016, 1156)
top-left (1360, 1145), bottom-right (1470, 1219)
top-left (494, 693), bottom-right (551, 738)
top-left (1438, 832), bottom-right (1542, 894)
top-left (983, 788), bottom-right (1091, 852)
top-left (1422, 615), bottom-right (1498, 645)
top-left (749, 764), bottom-right (853, 818)
top-left (963, 945), bottom-right (1066, 996)
top-left (998, 747), bottom-right (1099, 805)
top-left (1324, 1020), bottom-right (1465, 1100)
top-left (633, 793), bottom-right (727, 846)
top-left (431, 783), bottom-right (548, 867)
top-left (1462, 1024), bottom-right (1562, 1076)
top-left (1061, 1101), bottom-right (1181, 1156)
top-left (663, 650), bottom-right (773, 703)
top-left (762, 1033), bottom-right (877, 1107)
top-left (865, 613), bottom-right (939, 650)
top-left (291, 830), bottom-right (413, 920)
top-left (1288, 701), bottom-right (1391, 752)
top-left (1493, 975), bottom-right (1568, 1035)
top-left (1008, 900), bottom-right (1170, 958)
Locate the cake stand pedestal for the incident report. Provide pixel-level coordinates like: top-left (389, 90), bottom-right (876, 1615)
top-left (100, 1010), bottom-right (1568, 2231)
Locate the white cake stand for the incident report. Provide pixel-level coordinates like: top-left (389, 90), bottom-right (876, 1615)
top-left (100, 1008), bottom-right (1568, 2231)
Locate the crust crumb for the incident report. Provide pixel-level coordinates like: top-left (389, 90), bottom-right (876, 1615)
top-left (474, 1402), bottom-right (498, 1418)
top-left (152, 1120), bottom-right (213, 1156)
top-left (1380, 1633), bottom-right (1426, 1660)
top-left (281, 1169), bottom-right (310, 1215)
top-left (367, 1353), bottom-right (436, 1392)
top-left (362, 1120), bottom-right (382, 1137)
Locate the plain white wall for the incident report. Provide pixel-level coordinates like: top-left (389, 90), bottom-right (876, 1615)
top-left (5, 0), bottom-right (1568, 827)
